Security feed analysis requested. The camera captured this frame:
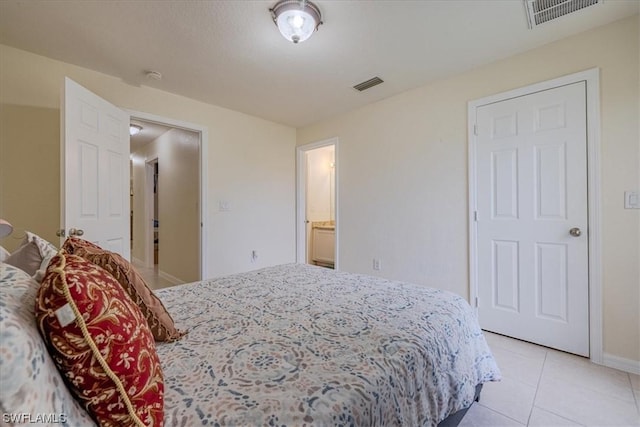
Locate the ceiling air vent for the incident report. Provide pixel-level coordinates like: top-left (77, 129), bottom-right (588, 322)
top-left (353, 77), bottom-right (384, 92)
top-left (524, 0), bottom-right (602, 28)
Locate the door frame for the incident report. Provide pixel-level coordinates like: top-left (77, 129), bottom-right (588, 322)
top-left (467, 68), bottom-right (602, 364)
top-left (128, 110), bottom-right (209, 281)
top-left (144, 157), bottom-right (158, 269)
top-left (296, 137), bottom-right (339, 269)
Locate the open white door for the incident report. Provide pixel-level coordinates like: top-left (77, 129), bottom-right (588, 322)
top-left (61, 77), bottom-right (130, 259)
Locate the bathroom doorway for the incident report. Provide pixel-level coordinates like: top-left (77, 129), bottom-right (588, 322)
top-left (296, 138), bottom-right (338, 269)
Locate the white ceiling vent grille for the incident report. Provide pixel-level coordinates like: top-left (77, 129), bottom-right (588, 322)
top-left (524, 0), bottom-right (602, 28)
top-left (353, 77), bottom-right (384, 92)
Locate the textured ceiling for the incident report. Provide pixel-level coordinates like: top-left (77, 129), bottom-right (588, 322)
top-left (0, 1), bottom-right (638, 128)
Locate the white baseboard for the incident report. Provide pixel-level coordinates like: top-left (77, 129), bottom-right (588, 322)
top-left (158, 270), bottom-right (185, 286)
top-left (602, 353), bottom-right (640, 375)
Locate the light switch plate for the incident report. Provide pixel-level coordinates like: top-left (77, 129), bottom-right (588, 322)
top-left (624, 191), bottom-right (639, 209)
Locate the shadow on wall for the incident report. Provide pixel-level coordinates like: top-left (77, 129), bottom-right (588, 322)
top-left (0, 104), bottom-right (60, 251)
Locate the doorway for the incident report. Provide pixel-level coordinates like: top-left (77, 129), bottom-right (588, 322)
top-left (468, 69), bottom-right (602, 361)
top-left (296, 138), bottom-right (339, 269)
top-left (150, 159), bottom-right (159, 265)
top-left (129, 117), bottom-right (203, 284)
top-left (60, 78), bottom-right (209, 282)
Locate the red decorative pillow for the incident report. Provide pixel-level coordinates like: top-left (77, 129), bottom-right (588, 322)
top-left (61, 236), bottom-right (102, 254)
top-left (63, 237), bottom-right (186, 342)
top-left (35, 252), bottom-right (164, 426)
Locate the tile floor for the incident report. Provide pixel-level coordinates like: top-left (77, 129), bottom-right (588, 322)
top-left (462, 332), bottom-right (640, 427)
top-left (132, 262), bottom-right (639, 426)
top-left (132, 260), bottom-right (181, 290)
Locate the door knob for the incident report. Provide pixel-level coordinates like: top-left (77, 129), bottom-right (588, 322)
top-left (569, 227), bottom-right (582, 237)
top-left (68, 228), bottom-right (85, 237)
top-left (56, 229), bottom-right (65, 237)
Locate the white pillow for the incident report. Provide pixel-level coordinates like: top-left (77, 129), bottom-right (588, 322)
top-left (3, 241), bottom-right (42, 276)
top-left (17, 232), bottom-right (58, 282)
top-left (0, 245), bottom-right (8, 262)
top-left (0, 263), bottom-right (96, 425)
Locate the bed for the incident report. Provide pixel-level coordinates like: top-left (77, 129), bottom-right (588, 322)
top-left (155, 263), bottom-right (500, 426)
top-left (1, 236), bottom-right (500, 427)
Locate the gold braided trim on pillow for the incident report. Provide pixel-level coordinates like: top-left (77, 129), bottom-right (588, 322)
top-left (52, 255), bottom-right (146, 427)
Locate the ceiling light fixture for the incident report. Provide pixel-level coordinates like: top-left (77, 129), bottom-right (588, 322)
top-left (129, 124), bottom-right (143, 136)
top-left (270, 0), bottom-right (322, 44)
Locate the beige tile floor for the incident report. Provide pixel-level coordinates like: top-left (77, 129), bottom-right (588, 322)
top-left (132, 260), bottom-right (181, 290)
top-left (462, 332), bottom-right (640, 427)
top-left (131, 262), bottom-right (640, 426)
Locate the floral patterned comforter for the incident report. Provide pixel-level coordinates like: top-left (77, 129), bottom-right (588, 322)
top-left (156, 263), bottom-right (501, 427)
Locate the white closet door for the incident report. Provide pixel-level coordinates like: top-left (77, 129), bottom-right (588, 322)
top-left (475, 82), bottom-right (589, 356)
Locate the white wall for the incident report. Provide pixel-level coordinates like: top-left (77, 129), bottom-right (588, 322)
top-left (297, 16), bottom-right (640, 364)
top-left (0, 44), bottom-right (296, 278)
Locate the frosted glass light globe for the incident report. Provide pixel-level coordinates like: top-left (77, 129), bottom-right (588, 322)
top-left (271, 0), bottom-right (322, 44)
